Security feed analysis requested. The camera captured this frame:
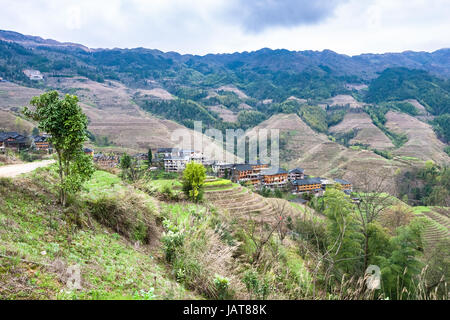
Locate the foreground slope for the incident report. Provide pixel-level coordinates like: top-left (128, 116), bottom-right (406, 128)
top-left (0, 169), bottom-right (196, 299)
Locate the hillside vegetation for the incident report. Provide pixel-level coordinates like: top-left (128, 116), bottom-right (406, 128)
top-left (1, 165), bottom-right (448, 300)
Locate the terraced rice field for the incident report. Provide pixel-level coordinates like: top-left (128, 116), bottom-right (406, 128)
top-left (414, 207), bottom-right (450, 250)
top-left (204, 183), bottom-right (315, 224)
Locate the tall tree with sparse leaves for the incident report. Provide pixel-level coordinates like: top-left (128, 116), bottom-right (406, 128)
top-left (23, 91), bottom-right (94, 206)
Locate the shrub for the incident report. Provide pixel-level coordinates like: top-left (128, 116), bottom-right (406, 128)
top-left (88, 191), bottom-right (158, 244)
top-left (242, 269), bottom-right (272, 300)
top-left (213, 274), bottom-right (231, 300)
top-left (182, 162), bottom-right (206, 202)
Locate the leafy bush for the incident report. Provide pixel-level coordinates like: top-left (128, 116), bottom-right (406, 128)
top-left (213, 274), bottom-right (231, 300)
top-left (373, 148), bottom-right (393, 159)
top-left (182, 162), bottom-right (206, 202)
top-left (242, 269), bottom-right (271, 300)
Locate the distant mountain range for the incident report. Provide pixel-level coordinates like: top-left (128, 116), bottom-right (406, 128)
top-left (1, 29), bottom-right (450, 80)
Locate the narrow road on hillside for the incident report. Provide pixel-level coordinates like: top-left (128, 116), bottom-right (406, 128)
top-left (0, 159), bottom-right (55, 178)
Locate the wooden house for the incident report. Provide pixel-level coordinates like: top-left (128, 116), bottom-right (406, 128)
top-left (288, 167), bottom-right (305, 181)
top-left (83, 148), bottom-right (94, 157)
top-left (0, 132), bottom-right (29, 150)
top-left (94, 153), bottom-right (120, 168)
top-left (31, 135), bottom-right (52, 152)
top-left (292, 177), bottom-right (323, 195)
top-left (334, 178), bottom-right (353, 193)
top-left (260, 167), bottom-right (288, 189)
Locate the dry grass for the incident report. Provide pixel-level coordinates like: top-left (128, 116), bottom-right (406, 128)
top-left (329, 111), bottom-right (394, 149)
top-left (386, 111), bottom-right (449, 165)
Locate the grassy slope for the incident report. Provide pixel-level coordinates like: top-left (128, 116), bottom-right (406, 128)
top-left (329, 111), bottom-right (394, 150)
top-left (385, 111), bottom-right (450, 165)
top-left (0, 168), bottom-right (197, 300)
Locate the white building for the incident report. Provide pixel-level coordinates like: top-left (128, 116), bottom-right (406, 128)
top-left (23, 69), bottom-right (44, 81)
top-left (164, 155), bottom-right (190, 172)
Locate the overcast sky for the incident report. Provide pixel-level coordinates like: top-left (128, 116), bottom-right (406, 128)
top-left (1, 0), bottom-right (449, 55)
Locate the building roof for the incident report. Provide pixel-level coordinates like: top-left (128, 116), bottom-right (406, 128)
top-left (157, 147), bottom-right (179, 153)
top-left (233, 163), bottom-right (254, 171)
top-left (32, 135), bottom-right (47, 142)
top-left (83, 147), bottom-right (93, 153)
top-left (292, 177), bottom-right (322, 186)
top-left (334, 178), bottom-right (352, 185)
top-left (260, 167), bottom-right (288, 176)
top-left (0, 131), bottom-right (22, 140)
top-left (289, 167), bottom-right (305, 174)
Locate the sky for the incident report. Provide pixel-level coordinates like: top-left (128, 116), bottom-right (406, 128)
top-left (0, 0), bottom-right (449, 55)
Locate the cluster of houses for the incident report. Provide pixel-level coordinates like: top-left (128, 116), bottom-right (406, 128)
top-left (156, 148), bottom-right (211, 172)
top-left (211, 161), bottom-right (352, 196)
top-left (155, 147), bottom-right (352, 197)
top-left (23, 69), bottom-right (44, 81)
top-left (0, 131), bottom-right (52, 153)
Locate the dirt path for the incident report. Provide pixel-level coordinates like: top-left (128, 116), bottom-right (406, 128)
top-left (0, 159), bottom-right (55, 178)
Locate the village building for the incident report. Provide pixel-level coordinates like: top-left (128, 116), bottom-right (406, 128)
top-left (31, 135), bottom-right (52, 153)
top-left (288, 167), bottom-right (305, 182)
top-left (0, 132), bottom-right (29, 150)
top-left (93, 153), bottom-right (120, 168)
top-left (334, 178), bottom-right (353, 194)
top-left (23, 69), bottom-right (44, 81)
top-left (231, 163), bottom-right (261, 186)
top-left (156, 148), bottom-right (179, 160)
top-left (260, 167), bottom-right (288, 189)
top-left (292, 177), bottom-right (323, 195)
top-left (83, 148), bottom-right (94, 157)
top-left (319, 178), bottom-right (335, 190)
top-left (133, 153), bottom-right (148, 161)
top-left (211, 162), bottom-right (233, 178)
top-left (164, 155), bottom-right (190, 172)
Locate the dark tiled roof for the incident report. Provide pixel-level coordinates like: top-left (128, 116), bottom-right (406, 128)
top-left (233, 163), bottom-right (254, 171)
top-left (157, 147), bottom-right (178, 153)
top-left (261, 167), bottom-right (288, 176)
top-left (289, 167), bottom-right (305, 174)
top-left (0, 131), bottom-right (23, 141)
top-left (32, 135), bottom-right (47, 142)
top-left (83, 148), bottom-right (93, 153)
top-left (334, 178), bottom-right (351, 185)
top-left (292, 177), bottom-right (322, 186)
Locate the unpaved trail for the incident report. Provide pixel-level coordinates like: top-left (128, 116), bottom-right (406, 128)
top-left (0, 159), bottom-right (55, 178)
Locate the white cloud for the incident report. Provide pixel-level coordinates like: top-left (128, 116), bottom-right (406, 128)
top-left (0, 0), bottom-right (448, 54)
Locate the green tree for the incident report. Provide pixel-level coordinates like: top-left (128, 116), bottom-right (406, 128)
top-left (23, 91), bottom-right (94, 206)
top-left (147, 148), bottom-right (152, 164)
top-left (377, 218), bottom-right (426, 299)
top-left (182, 161), bottom-right (206, 202)
top-left (323, 188), bottom-right (363, 275)
top-left (31, 127), bottom-right (40, 136)
top-left (120, 153), bottom-right (144, 182)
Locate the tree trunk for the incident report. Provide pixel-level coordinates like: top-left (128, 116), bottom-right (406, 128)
top-left (363, 232), bottom-right (369, 272)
